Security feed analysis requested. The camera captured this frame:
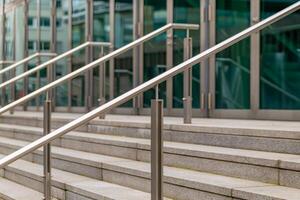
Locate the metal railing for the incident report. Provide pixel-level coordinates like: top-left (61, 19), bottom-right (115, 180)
top-left (0, 60), bottom-right (15, 65)
top-left (0, 53), bottom-right (57, 110)
top-left (0, 23), bottom-right (199, 116)
top-left (0, 2), bottom-right (299, 199)
top-left (0, 52), bottom-right (57, 78)
top-left (0, 41), bottom-right (111, 91)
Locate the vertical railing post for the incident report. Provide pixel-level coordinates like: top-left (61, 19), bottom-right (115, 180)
top-left (183, 29), bottom-right (193, 124)
top-left (151, 85), bottom-right (163, 200)
top-left (9, 67), bottom-right (15, 114)
top-left (43, 94), bottom-right (52, 200)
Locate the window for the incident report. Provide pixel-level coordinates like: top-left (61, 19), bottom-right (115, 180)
top-left (28, 17), bottom-right (37, 27)
top-left (40, 17), bottom-right (50, 27)
top-left (40, 41), bottom-right (50, 50)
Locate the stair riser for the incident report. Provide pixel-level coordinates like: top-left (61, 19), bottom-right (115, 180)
top-left (0, 130), bottom-right (282, 184)
top-left (0, 117), bottom-right (87, 132)
top-left (0, 144), bottom-right (297, 195)
top-left (0, 145), bottom-right (239, 200)
top-left (102, 170), bottom-right (232, 200)
top-left (2, 170), bottom-right (106, 200)
top-left (3, 165), bottom-right (232, 200)
top-left (2, 117), bottom-right (300, 154)
top-left (2, 170), bottom-right (65, 200)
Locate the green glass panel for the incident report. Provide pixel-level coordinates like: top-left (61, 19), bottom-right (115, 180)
top-left (93, 0), bottom-right (110, 107)
top-left (143, 0), bottom-right (166, 108)
top-left (260, 0), bottom-right (300, 109)
top-left (38, 0), bottom-right (52, 105)
top-left (0, 13), bottom-right (3, 60)
top-left (215, 0), bottom-right (250, 109)
top-left (71, 0), bottom-right (86, 107)
top-left (173, 0), bottom-right (200, 108)
top-left (55, 0), bottom-right (69, 106)
top-left (4, 10), bottom-right (14, 104)
top-left (27, 0), bottom-right (38, 106)
top-left (114, 0), bottom-right (133, 107)
top-left (15, 5), bottom-right (25, 100)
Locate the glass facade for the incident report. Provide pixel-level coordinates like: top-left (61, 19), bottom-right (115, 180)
top-left (215, 0), bottom-right (251, 109)
top-left (114, 0), bottom-right (133, 107)
top-left (173, 0), bottom-right (200, 108)
top-left (260, 0), bottom-right (300, 109)
top-left (71, 0), bottom-right (86, 107)
top-left (143, 0), bottom-right (166, 107)
top-left (0, 0), bottom-right (299, 119)
top-left (55, 0), bottom-right (69, 107)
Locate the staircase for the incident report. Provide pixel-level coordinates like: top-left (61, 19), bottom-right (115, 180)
top-left (0, 112), bottom-right (300, 199)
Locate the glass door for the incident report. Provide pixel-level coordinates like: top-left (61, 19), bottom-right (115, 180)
top-left (71, 0), bottom-right (86, 109)
top-left (209, 0), bottom-right (252, 118)
top-left (114, 0), bottom-right (134, 107)
top-left (257, 0), bottom-right (300, 120)
top-left (140, 0), bottom-right (204, 117)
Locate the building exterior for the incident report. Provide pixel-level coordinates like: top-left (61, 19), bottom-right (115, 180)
top-left (0, 0), bottom-right (299, 120)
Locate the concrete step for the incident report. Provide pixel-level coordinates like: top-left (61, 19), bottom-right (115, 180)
top-left (0, 137), bottom-right (300, 199)
top-left (1, 112), bottom-right (300, 154)
top-left (0, 155), bottom-right (160, 200)
top-left (0, 177), bottom-right (44, 200)
top-left (1, 124), bottom-right (300, 184)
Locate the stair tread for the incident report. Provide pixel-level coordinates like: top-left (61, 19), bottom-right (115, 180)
top-left (1, 124), bottom-right (300, 168)
top-left (0, 177), bottom-right (43, 200)
top-left (0, 155), bottom-right (161, 200)
top-left (0, 136), bottom-right (300, 199)
top-left (3, 111), bottom-right (300, 139)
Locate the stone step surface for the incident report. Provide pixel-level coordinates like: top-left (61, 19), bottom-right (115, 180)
top-left (0, 176), bottom-right (43, 200)
top-left (2, 112), bottom-right (300, 154)
top-left (0, 154), bottom-right (162, 200)
top-left (2, 152), bottom-right (300, 200)
top-left (0, 136), bottom-right (300, 199)
top-left (1, 124), bottom-right (300, 185)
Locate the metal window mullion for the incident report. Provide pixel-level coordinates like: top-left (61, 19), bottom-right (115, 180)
top-left (48, 0), bottom-right (56, 109)
top-left (132, 0), bottom-right (139, 113)
top-left (109, 0), bottom-right (115, 101)
top-left (166, 0), bottom-right (173, 112)
top-left (138, 0), bottom-right (143, 110)
top-left (67, 0), bottom-right (72, 111)
top-left (200, 0), bottom-right (210, 116)
top-left (2, 5), bottom-right (6, 106)
top-left (208, 0), bottom-right (216, 114)
top-left (36, 0), bottom-right (41, 110)
top-left (251, 0), bottom-right (260, 113)
top-left (23, 0), bottom-right (28, 111)
top-left (10, 4), bottom-right (16, 114)
top-left (85, 0), bottom-right (93, 111)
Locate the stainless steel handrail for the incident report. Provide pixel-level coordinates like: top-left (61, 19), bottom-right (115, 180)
top-left (0, 1), bottom-right (299, 168)
top-left (0, 41), bottom-right (111, 89)
top-left (0, 23), bottom-right (199, 114)
top-left (0, 60), bottom-right (15, 65)
top-left (0, 52), bottom-right (57, 77)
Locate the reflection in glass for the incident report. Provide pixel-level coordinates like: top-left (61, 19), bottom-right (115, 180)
top-left (173, 0), bottom-right (200, 108)
top-left (15, 5), bottom-right (25, 100)
top-left (93, 0), bottom-right (110, 107)
top-left (143, 0), bottom-right (166, 108)
top-left (260, 1), bottom-right (300, 109)
top-left (0, 11), bottom-right (3, 60)
top-left (215, 0), bottom-right (250, 109)
top-left (4, 10), bottom-right (14, 104)
top-left (114, 0), bottom-right (133, 107)
top-left (71, 0), bottom-right (86, 107)
top-left (56, 0), bottom-right (69, 106)
top-left (39, 0), bottom-right (52, 105)
top-left (27, 0), bottom-right (38, 106)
